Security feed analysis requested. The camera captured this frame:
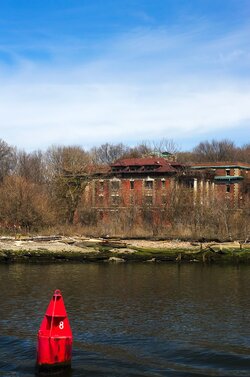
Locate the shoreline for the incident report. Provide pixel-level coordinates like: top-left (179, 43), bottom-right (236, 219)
top-left (0, 236), bottom-right (249, 264)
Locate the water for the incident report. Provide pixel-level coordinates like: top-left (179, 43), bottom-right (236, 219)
top-left (0, 263), bottom-right (249, 376)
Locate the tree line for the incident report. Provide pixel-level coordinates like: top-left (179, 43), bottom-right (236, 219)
top-left (0, 138), bottom-right (249, 238)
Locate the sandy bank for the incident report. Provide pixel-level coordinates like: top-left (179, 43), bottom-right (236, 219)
top-left (0, 236), bottom-right (249, 264)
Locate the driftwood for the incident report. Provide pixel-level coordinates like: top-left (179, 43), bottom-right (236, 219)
top-left (27, 236), bottom-right (62, 242)
top-left (100, 240), bottom-right (127, 248)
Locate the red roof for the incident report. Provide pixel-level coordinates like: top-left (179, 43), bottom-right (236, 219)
top-left (111, 157), bottom-right (185, 174)
top-left (112, 157), bottom-right (173, 166)
top-left (191, 161), bottom-right (250, 168)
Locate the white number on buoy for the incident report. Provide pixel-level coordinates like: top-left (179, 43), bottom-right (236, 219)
top-left (59, 321), bottom-right (64, 330)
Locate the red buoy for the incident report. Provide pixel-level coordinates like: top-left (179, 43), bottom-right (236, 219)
top-left (36, 289), bottom-right (73, 372)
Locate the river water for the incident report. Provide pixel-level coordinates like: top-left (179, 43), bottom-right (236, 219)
top-left (0, 263), bottom-right (249, 376)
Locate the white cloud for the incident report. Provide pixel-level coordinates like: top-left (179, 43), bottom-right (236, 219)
top-left (0, 24), bottom-right (250, 151)
top-left (1, 78), bottom-right (250, 151)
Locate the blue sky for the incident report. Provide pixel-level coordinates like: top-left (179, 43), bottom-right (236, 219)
top-left (0, 0), bottom-right (250, 151)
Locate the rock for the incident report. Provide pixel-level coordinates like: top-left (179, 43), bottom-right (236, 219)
top-left (146, 258), bottom-right (156, 263)
top-left (108, 257), bottom-right (125, 263)
top-left (112, 248), bottom-right (135, 254)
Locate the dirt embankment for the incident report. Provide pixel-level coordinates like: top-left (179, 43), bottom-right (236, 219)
top-left (0, 236), bottom-right (249, 264)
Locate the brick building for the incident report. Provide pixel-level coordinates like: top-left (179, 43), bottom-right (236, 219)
top-left (191, 162), bottom-right (250, 207)
top-left (83, 156), bottom-right (214, 217)
top-left (73, 157), bottom-right (250, 238)
top-left (82, 158), bottom-right (250, 215)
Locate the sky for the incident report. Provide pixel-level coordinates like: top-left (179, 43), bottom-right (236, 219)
top-left (0, 0), bottom-right (250, 152)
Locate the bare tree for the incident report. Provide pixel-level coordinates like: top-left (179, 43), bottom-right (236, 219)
top-left (90, 143), bottom-right (130, 164)
top-left (15, 150), bottom-right (46, 184)
top-left (176, 151), bottom-right (195, 163)
top-left (122, 143), bottom-right (153, 158)
top-left (193, 139), bottom-right (237, 162)
top-left (121, 139), bottom-right (179, 159)
top-left (0, 175), bottom-right (54, 231)
top-left (45, 145), bottom-right (92, 224)
top-left (237, 143), bottom-right (250, 163)
top-left (150, 138), bottom-right (179, 155)
top-left (0, 139), bottom-right (16, 181)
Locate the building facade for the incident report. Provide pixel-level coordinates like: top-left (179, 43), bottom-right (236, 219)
top-left (82, 157), bottom-right (217, 217)
top-left (82, 158), bottom-right (250, 214)
top-left (191, 162), bottom-right (250, 207)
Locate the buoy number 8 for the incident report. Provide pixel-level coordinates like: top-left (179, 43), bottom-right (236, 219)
top-left (59, 321), bottom-right (64, 330)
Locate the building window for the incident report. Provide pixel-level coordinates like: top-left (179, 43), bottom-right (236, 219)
top-left (226, 169), bottom-right (230, 176)
top-left (189, 180), bottom-right (194, 189)
top-left (98, 195), bottom-right (104, 205)
top-left (145, 195), bottom-right (153, 205)
top-left (226, 185), bottom-right (231, 193)
top-left (162, 195), bottom-right (167, 205)
top-left (130, 180), bottom-right (134, 189)
top-left (111, 180), bottom-right (120, 191)
top-left (130, 166), bottom-right (138, 171)
top-left (99, 180), bottom-right (104, 191)
top-left (161, 179), bottom-right (165, 188)
top-left (111, 195), bottom-right (120, 206)
top-left (144, 180), bottom-right (153, 189)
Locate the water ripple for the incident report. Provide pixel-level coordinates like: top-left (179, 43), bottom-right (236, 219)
top-left (0, 263), bottom-right (250, 376)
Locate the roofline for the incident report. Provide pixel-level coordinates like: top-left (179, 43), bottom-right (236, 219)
top-left (214, 176), bottom-right (244, 180)
top-left (191, 162), bottom-right (250, 170)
